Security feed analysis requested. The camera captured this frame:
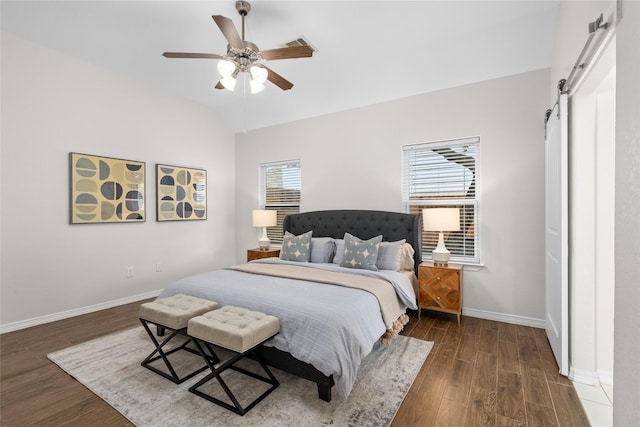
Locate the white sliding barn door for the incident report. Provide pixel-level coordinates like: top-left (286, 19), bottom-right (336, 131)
top-left (545, 94), bottom-right (569, 376)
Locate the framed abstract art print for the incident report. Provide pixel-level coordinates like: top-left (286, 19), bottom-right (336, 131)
top-left (156, 164), bottom-right (207, 221)
top-left (69, 153), bottom-right (145, 224)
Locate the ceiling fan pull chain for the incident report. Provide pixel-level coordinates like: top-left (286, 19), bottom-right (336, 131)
top-left (243, 74), bottom-right (248, 133)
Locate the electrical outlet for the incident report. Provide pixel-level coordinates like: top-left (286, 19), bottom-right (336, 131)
top-left (126, 266), bottom-right (134, 278)
top-left (156, 263), bottom-right (162, 272)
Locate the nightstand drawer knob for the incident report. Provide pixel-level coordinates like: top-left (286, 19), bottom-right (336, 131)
top-left (436, 297), bottom-right (441, 300)
top-left (437, 277), bottom-right (441, 280)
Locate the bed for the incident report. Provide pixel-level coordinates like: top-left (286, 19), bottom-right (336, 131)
top-left (157, 209), bottom-right (422, 401)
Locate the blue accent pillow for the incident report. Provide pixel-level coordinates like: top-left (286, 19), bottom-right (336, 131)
top-left (376, 239), bottom-right (407, 271)
top-left (332, 239), bottom-right (345, 265)
top-left (280, 231), bottom-right (312, 262)
top-left (340, 233), bottom-right (383, 271)
top-left (310, 237), bottom-right (336, 263)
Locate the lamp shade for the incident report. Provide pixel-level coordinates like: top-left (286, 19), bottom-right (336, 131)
top-left (252, 209), bottom-right (277, 227)
top-left (220, 75), bottom-right (237, 91)
top-left (217, 60), bottom-right (236, 77)
top-left (250, 65), bottom-right (268, 84)
top-left (250, 79), bottom-right (265, 94)
top-left (422, 208), bottom-right (460, 232)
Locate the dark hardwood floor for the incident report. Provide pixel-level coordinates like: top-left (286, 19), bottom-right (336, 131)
top-left (0, 301), bottom-right (150, 426)
top-left (393, 312), bottom-right (590, 426)
top-left (0, 302), bottom-right (589, 426)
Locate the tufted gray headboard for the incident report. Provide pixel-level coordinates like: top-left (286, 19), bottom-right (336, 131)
top-left (283, 209), bottom-right (422, 275)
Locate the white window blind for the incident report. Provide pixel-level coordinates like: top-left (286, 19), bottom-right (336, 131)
top-left (260, 159), bottom-right (301, 244)
top-left (402, 137), bottom-right (480, 264)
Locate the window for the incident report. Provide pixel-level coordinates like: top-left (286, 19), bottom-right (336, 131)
top-left (402, 137), bottom-right (480, 264)
top-left (259, 159), bottom-right (301, 244)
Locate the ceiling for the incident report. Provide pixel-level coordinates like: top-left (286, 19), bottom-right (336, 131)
top-left (1, 1), bottom-right (559, 133)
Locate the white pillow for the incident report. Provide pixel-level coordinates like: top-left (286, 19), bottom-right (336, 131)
top-left (401, 243), bottom-right (416, 271)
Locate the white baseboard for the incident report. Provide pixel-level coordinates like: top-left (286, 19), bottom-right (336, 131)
top-left (0, 290), bottom-right (162, 334)
top-left (463, 307), bottom-right (545, 328)
top-left (598, 371), bottom-right (614, 385)
top-left (1, 298), bottom-right (546, 334)
top-left (570, 367), bottom-right (600, 385)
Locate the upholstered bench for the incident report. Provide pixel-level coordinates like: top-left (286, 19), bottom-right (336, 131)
top-left (187, 305), bottom-right (280, 415)
top-left (139, 294), bottom-right (218, 383)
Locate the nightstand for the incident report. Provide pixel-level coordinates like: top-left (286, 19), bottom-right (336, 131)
top-left (418, 261), bottom-right (463, 325)
top-left (247, 248), bottom-right (280, 262)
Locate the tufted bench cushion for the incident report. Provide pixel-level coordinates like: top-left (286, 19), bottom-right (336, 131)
top-left (188, 306), bottom-right (280, 353)
top-left (139, 294), bottom-right (218, 330)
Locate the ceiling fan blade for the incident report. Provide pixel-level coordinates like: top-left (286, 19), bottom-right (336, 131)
top-left (263, 66), bottom-right (294, 90)
top-left (260, 45), bottom-right (313, 60)
top-left (214, 81), bottom-right (225, 90)
top-left (163, 52), bottom-right (225, 59)
top-left (212, 15), bottom-right (244, 50)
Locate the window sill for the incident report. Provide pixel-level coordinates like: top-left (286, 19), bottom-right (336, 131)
top-left (460, 263), bottom-right (484, 272)
top-left (421, 259), bottom-right (485, 272)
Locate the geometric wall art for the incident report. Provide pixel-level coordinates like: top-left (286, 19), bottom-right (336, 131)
top-left (69, 153), bottom-right (145, 224)
top-left (156, 164), bottom-right (207, 221)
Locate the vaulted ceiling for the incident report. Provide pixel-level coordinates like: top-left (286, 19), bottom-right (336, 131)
top-left (1, 1), bottom-right (559, 132)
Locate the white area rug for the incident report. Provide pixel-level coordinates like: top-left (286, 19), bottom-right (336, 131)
top-left (48, 326), bottom-right (432, 427)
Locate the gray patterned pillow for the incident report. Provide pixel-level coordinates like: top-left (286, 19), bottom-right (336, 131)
top-left (340, 232), bottom-right (383, 271)
top-left (279, 231), bottom-right (312, 262)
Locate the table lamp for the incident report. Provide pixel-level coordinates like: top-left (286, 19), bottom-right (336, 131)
top-left (252, 209), bottom-right (277, 250)
top-left (422, 208), bottom-right (460, 266)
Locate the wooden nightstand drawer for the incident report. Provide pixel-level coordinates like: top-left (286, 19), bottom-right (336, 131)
top-left (418, 262), bottom-right (463, 325)
top-left (247, 248), bottom-right (280, 262)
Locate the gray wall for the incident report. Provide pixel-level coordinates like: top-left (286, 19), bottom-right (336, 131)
top-left (235, 68), bottom-right (550, 323)
top-left (0, 33), bottom-right (236, 328)
top-left (614, 1), bottom-right (640, 424)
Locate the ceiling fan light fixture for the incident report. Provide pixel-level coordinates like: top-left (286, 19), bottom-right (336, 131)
top-left (250, 79), bottom-right (265, 94)
top-left (250, 65), bottom-right (268, 84)
top-left (220, 75), bottom-right (237, 91)
top-left (163, 1), bottom-right (312, 93)
top-left (217, 59), bottom-right (236, 77)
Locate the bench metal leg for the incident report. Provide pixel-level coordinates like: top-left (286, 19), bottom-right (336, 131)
top-left (189, 338), bottom-right (279, 416)
top-left (139, 319), bottom-right (217, 384)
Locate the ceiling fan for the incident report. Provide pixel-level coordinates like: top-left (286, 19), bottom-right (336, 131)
top-left (163, 1), bottom-right (313, 93)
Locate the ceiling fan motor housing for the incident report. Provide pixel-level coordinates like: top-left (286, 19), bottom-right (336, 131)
top-left (226, 40), bottom-right (260, 71)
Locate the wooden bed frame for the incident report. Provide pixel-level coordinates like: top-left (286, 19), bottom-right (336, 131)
top-left (255, 209), bottom-right (422, 401)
